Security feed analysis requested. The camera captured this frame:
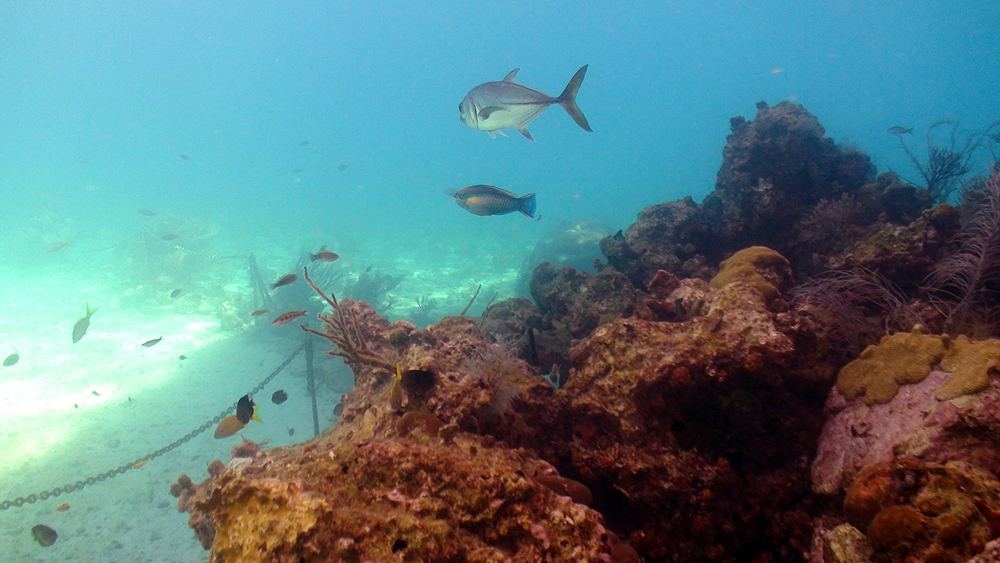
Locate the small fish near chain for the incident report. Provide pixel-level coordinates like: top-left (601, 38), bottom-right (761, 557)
top-left (31, 524), bottom-right (58, 547)
top-left (270, 273), bottom-right (298, 289)
top-left (310, 250), bottom-right (339, 262)
top-left (272, 311), bottom-right (307, 326)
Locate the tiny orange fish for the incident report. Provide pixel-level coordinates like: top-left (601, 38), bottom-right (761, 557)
top-left (771, 67), bottom-right (784, 74)
top-left (251, 309), bottom-right (270, 317)
top-left (132, 459), bottom-right (149, 469)
top-left (56, 503), bottom-right (70, 512)
top-left (272, 311), bottom-right (307, 326)
top-left (310, 250), bottom-right (339, 262)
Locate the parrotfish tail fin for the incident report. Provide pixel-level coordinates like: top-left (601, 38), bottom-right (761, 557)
top-left (252, 406), bottom-right (263, 423)
top-left (518, 193), bottom-right (537, 219)
top-left (557, 65), bottom-right (592, 132)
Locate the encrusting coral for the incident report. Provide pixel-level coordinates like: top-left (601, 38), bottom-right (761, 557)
top-left (835, 326), bottom-right (948, 404)
top-left (835, 326), bottom-right (1000, 405)
top-left (936, 335), bottom-right (1000, 401)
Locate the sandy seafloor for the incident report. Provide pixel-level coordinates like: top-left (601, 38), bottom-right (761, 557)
top-left (0, 226), bottom-right (531, 562)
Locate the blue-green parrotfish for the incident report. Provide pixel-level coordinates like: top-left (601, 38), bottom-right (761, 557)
top-left (446, 185), bottom-right (537, 219)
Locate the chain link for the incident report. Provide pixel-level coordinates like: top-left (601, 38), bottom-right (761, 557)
top-left (0, 342), bottom-right (306, 511)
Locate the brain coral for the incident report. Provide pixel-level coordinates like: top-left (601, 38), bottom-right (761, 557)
top-left (709, 246), bottom-right (792, 303)
top-left (836, 327), bottom-right (1000, 405)
top-left (836, 326), bottom-right (947, 404)
top-left (936, 335), bottom-right (1000, 401)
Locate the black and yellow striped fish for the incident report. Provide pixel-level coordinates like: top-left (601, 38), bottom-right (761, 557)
top-left (445, 185), bottom-right (537, 219)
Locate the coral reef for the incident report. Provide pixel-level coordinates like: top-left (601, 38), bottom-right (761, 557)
top-left (814, 334), bottom-right (1000, 496)
top-left (173, 104), bottom-right (1000, 562)
top-left (599, 102), bottom-right (942, 289)
top-left (842, 458), bottom-right (1000, 562)
top-left (517, 219), bottom-right (612, 294)
top-left (527, 262), bottom-right (640, 379)
top-left (173, 434), bottom-right (610, 563)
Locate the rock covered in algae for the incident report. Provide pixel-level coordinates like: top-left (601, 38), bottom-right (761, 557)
top-left (563, 275), bottom-right (826, 561)
top-left (815, 366), bottom-right (1000, 495)
top-left (174, 433), bottom-right (610, 562)
top-left (842, 458), bottom-right (1000, 563)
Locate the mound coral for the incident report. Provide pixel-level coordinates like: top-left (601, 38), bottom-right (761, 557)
top-left (843, 458), bottom-right (1000, 562)
top-left (709, 245), bottom-right (792, 306)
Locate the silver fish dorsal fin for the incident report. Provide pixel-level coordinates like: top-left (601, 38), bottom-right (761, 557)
top-left (503, 69), bottom-right (519, 82)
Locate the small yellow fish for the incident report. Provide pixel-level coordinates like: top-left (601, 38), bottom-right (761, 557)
top-left (132, 459), bottom-right (149, 470)
top-left (389, 364), bottom-right (405, 411)
top-left (55, 503), bottom-right (70, 512)
top-left (214, 415), bottom-right (247, 439)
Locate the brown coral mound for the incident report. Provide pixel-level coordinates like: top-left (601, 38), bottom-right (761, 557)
top-left (844, 458), bottom-right (1000, 562)
top-left (175, 435), bottom-right (610, 563)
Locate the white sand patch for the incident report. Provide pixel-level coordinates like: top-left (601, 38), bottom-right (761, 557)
top-left (0, 271), bottom-right (352, 562)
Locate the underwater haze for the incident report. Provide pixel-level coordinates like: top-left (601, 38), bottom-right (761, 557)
top-left (1, 1), bottom-right (998, 561)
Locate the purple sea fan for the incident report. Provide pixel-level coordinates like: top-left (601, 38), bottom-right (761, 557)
top-left (923, 169), bottom-right (1000, 334)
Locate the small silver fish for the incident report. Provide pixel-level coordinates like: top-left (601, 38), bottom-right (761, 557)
top-left (142, 337), bottom-right (163, 347)
top-left (445, 185), bottom-right (537, 218)
top-left (459, 65), bottom-right (592, 141)
top-left (887, 126), bottom-right (913, 135)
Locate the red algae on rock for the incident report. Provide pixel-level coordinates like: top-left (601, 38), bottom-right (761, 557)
top-left (843, 458), bottom-right (1000, 562)
top-left (174, 432), bottom-right (610, 562)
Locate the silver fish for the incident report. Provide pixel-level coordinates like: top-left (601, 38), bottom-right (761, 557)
top-left (445, 185), bottom-right (536, 218)
top-left (459, 65), bottom-right (592, 141)
top-left (72, 303), bottom-right (96, 344)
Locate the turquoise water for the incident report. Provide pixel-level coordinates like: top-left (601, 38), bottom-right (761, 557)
top-left (1, 2), bottom-right (998, 561)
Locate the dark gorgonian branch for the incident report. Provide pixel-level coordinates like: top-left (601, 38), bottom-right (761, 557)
top-left (300, 266), bottom-right (394, 371)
